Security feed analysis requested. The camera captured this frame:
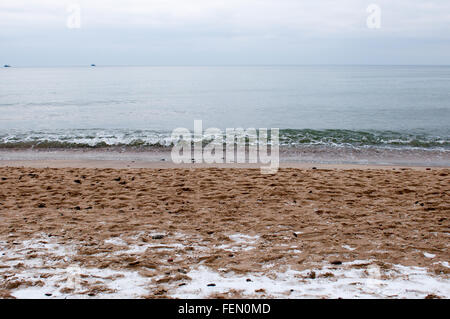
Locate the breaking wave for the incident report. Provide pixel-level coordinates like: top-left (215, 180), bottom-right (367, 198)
top-left (0, 129), bottom-right (448, 150)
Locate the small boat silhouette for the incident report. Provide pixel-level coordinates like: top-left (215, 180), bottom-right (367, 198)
top-left (91, 64), bottom-right (96, 67)
top-left (4, 65), bottom-right (11, 68)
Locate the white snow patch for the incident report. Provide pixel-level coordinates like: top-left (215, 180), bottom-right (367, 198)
top-left (0, 235), bottom-right (77, 268)
top-left (114, 242), bottom-right (186, 255)
top-left (10, 267), bottom-right (151, 299)
top-left (4, 235), bottom-right (449, 299)
top-left (436, 261), bottom-right (450, 268)
top-left (423, 252), bottom-right (436, 258)
top-left (172, 261), bottom-right (450, 299)
top-left (228, 234), bottom-right (259, 244)
top-left (214, 234), bottom-right (261, 252)
top-left (104, 237), bottom-right (128, 246)
top-left (1, 236), bottom-right (152, 298)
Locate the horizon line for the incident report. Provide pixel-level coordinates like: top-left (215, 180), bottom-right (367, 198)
top-left (3, 64), bottom-right (450, 68)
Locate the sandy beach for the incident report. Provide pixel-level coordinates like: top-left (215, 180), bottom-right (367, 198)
top-left (2, 0), bottom-right (450, 305)
top-left (0, 162), bottom-right (448, 298)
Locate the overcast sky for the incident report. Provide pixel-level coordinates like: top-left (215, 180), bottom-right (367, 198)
top-left (1, 0), bottom-right (449, 66)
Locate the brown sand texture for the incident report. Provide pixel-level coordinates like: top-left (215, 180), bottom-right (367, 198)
top-left (0, 166), bottom-right (449, 298)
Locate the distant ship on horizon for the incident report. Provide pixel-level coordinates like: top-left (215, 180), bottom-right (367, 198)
top-left (4, 64), bottom-right (11, 68)
top-left (91, 64), bottom-right (96, 67)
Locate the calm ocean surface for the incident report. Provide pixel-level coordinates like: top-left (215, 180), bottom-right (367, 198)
top-left (0, 66), bottom-right (449, 164)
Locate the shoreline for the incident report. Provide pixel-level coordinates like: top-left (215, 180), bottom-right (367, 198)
top-left (0, 159), bottom-right (448, 170)
top-left (0, 148), bottom-right (449, 169)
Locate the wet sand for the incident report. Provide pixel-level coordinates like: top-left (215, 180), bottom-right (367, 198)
top-left (0, 163), bottom-right (449, 298)
top-left (0, 158), bottom-right (447, 170)
top-left (1, 146), bottom-right (449, 167)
